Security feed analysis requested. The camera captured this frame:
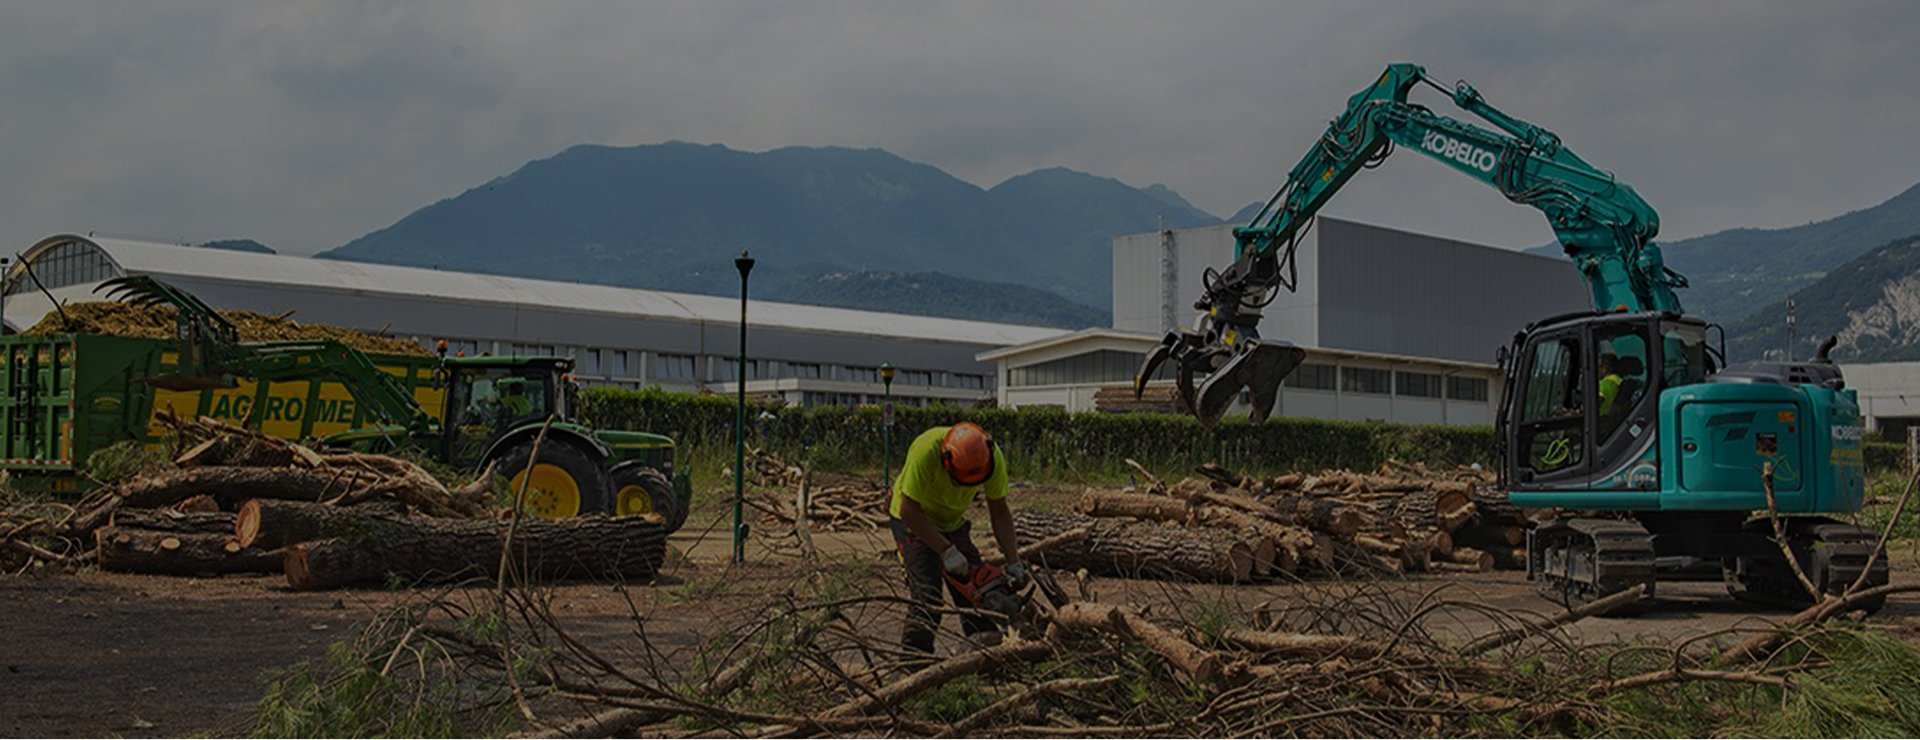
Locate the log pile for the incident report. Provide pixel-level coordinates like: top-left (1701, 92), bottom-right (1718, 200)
top-left (7, 413), bottom-right (668, 589)
top-left (1091, 385), bottom-right (1188, 414)
top-left (1015, 458), bottom-right (1538, 582)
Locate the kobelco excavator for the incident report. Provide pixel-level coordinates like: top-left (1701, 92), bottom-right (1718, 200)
top-left (1138, 63), bottom-right (1885, 610)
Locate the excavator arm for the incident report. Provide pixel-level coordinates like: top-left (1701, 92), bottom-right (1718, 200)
top-left (1140, 63), bottom-right (1688, 427)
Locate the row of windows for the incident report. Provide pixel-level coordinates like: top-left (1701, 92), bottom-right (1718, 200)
top-left (1009, 349), bottom-right (1172, 388)
top-left (5, 242), bottom-right (119, 295)
top-left (799, 391), bottom-right (937, 408)
top-left (430, 337), bottom-right (989, 391)
top-left (1282, 363), bottom-right (1489, 400)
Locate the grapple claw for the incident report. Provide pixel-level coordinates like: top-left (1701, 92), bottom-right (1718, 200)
top-left (1193, 340), bottom-right (1305, 429)
top-left (1134, 342), bottom-right (1172, 398)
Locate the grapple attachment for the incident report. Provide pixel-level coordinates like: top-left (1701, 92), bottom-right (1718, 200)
top-left (1135, 327), bottom-right (1304, 429)
top-left (96, 275), bottom-right (241, 388)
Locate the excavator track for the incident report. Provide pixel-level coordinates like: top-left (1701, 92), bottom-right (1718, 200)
top-left (1529, 517), bottom-right (1655, 615)
top-left (1725, 519), bottom-right (1888, 612)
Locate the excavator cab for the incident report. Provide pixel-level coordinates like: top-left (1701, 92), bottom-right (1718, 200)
top-left (1500, 311), bottom-right (1699, 493)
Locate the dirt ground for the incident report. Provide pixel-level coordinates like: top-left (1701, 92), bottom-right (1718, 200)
top-left (7, 494), bottom-right (1920, 738)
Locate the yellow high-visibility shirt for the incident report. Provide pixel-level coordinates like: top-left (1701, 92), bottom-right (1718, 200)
top-left (889, 426), bottom-right (1009, 533)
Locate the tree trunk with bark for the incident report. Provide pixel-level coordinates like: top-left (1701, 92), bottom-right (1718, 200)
top-left (94, 526), bottom-right (283, 575)
top-left (1014, 511), bottom-right (1257, 583)
top-left (283, 514), bottom-right (667, 591)
top-left (234, 498), bottom-right (407, 550)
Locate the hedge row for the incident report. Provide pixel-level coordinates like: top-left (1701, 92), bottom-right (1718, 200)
top-left (1866, 441), bottom-right (1910, 474)
top-left (581, 387), bottom-right (1496, 479)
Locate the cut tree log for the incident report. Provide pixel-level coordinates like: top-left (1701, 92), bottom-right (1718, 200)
top-left (234, 498), bottom-right (407, 550)
top-left (1053, 602), bottom-right (1225, 685)
top-left (94, 526), bottom-right (282, 575)
top-left (284, 514), bottom-right (668, 591)
top-left (107, 508), bottom-right (236, 535)
top-left (1077, 491), bottom-right (1193, 522)
top-left (1014, 511), bottom-right (1257, 583)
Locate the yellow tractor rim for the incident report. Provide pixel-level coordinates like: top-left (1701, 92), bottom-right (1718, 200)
top-left (616, 484), bottom-right (655, 517)
top-left (512, 463), bottom-right (581, 518)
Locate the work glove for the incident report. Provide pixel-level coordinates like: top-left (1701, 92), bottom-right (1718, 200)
top-left (1005, 561), bottom-right (1031, 591)
top-left (941, 545), bottom-right (971, 577)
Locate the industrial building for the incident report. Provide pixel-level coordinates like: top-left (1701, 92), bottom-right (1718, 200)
top-left (980, 217), bottom-right (1590, 425)
top-left (4, 219), bottom-right (1590, 428)
top-left (1836, 362), bottom-right (1920, 441)
top-left (0, 234), bottom-right (1062, 409)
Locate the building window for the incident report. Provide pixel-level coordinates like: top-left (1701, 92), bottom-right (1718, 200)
top-left (7, 240), bottom-right (118, 295)
top-left (1448, 376), bottom-right (1490, 402)
top-left (899, 369), bottom-right (932, 386)
top-left (788, 362), bottom-right (822, 379)
top-left (847, 366), bottom-right (879, 383)
top-left (954, 373), bottom-right (986, 390)
top-left (654, 353), bottom-right (695, 381)
top-left (1285, 363), bottom-right (1337, 391)
top-left (1008, 350), bottom-right (1168, 388)
top-left (1396, 371), bottom-right (1444, 398)
top-left (1341, 367), bottom-right (1391, 395)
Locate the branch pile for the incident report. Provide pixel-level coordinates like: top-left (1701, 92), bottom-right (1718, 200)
top-left (428, 557), bottom-right (1920, 739)
top-left (1013, 458), bottom-right (1544, 582)
top-left (739, 448), bottom-right (890, 540)
top-left (5, 413), bottom-right (668, 589)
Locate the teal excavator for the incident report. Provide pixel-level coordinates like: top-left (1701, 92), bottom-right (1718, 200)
top-left (1139, 63), bottom-right (1885, 610)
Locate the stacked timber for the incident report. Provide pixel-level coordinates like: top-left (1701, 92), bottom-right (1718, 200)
top-left (62, 413), bottom-right (668, 588)
top-left (1091, 385), bottom-right (1189, 415)
top-left (1015, 458), bottom-right (1525, 583)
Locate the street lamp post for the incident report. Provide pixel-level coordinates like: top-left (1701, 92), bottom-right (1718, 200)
top-left (732, 251), bottom-right (755, 565)
top-left (881, 363), bottom-right (896, 485)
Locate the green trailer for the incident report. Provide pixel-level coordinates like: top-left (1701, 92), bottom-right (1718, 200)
top-left (0, 332), bottom-right (441, 494)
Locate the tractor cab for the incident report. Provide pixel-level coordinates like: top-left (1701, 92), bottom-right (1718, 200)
top-left (440, 356), bottom-right (574, 470)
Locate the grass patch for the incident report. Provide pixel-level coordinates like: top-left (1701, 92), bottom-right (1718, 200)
top-left (254, 617), bottom-right (514, 738)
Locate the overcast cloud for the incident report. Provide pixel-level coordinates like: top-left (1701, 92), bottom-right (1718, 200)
top-left (2, 1), bottom-right (1915, 258)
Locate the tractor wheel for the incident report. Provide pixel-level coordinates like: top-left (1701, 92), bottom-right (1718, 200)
top-left (496, 441), bottom-right (610, 519)
top-left (611, 463), bottom-right (683, 532)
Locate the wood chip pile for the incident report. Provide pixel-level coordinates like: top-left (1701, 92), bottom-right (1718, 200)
top-left (1013, 458), bottom-right (1545, 583)
top-left (23, 301), bottom-right (432, 357)
top-left (1, 413), bottom-right (668, 588)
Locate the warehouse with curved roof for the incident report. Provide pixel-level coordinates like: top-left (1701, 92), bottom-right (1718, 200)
top-left (1, 233), bottom-right (1066, 408)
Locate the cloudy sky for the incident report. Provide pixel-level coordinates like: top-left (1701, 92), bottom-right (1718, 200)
top-left (3, 1), bottom-right (1915, 258)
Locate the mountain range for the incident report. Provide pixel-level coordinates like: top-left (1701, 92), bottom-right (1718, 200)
top-left (307, 141), bottom-right (1920, 360)
top-left (318, 142), bottom-right (1224, 323)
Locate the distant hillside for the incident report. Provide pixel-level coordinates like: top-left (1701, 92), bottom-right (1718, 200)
top-left (1726, 233), bottom-right (1920, 363)
top-left (319, 143), bottom-right (1223, 321)
top-left (760, 271), bottom-right (1110, 329)
top-left (199, 238), bottom-right (276, 254)
top-left (1529, 183), bottom-right (1920, 322)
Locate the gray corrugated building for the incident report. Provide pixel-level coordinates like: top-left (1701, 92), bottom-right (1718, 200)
top-left (981, 217), bottom-right (1591, 425)
top-left (1113, 217), bottom-right (1588, 365)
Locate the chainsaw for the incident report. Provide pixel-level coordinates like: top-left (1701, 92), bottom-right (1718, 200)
top-left (943, 561), bottom-right (1072, 623)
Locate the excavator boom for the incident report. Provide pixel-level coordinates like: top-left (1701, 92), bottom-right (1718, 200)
top-left (1139, 63), bottom-right (1686, 427)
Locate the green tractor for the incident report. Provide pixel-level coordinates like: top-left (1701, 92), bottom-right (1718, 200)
top-left (99, 275), bottom-right (693, 530)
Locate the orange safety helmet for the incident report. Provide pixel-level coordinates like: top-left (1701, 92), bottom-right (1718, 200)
top-left (940, 422), bottom-right (996, 486)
